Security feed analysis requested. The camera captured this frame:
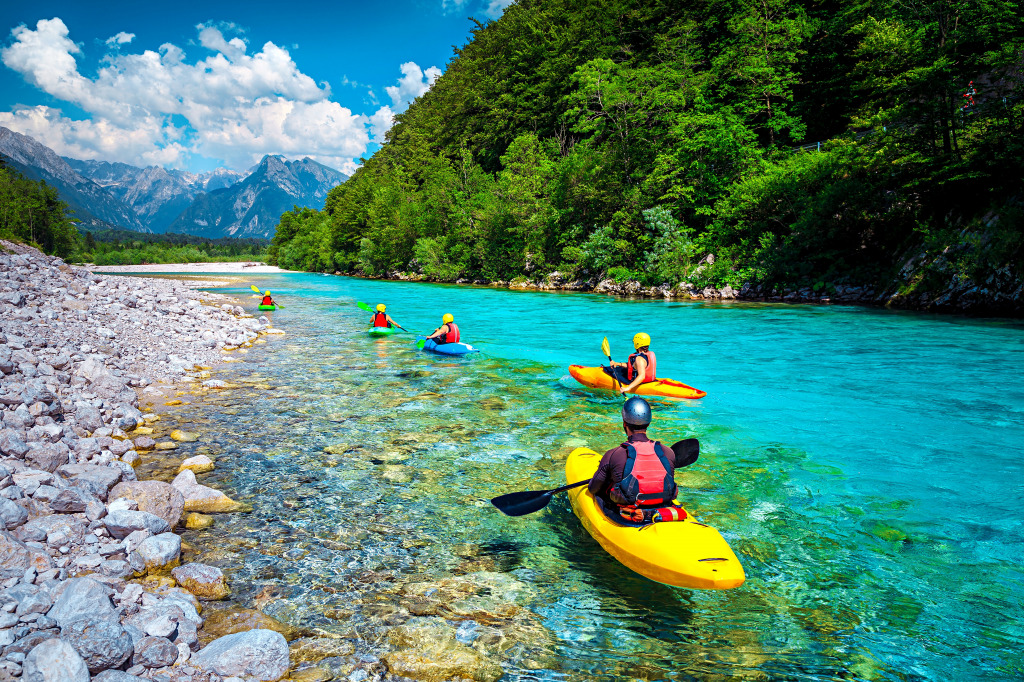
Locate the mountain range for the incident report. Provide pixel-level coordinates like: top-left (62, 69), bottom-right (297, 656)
top-left (0, 126), bottom-right (348, 239)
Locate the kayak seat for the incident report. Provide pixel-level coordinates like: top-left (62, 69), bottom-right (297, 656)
top-left (594, 495), bottom-right (649, 528)
top-left (601, 365), bottom-right (655, 386)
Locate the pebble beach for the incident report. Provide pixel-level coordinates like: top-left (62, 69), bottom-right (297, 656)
top-left (0, 241), bottom-right (291, 682)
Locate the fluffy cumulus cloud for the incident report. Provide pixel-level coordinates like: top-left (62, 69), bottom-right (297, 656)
top-left (385, 61), bottom-right (442, 110)
top-left (0, 18), bottom-right (411, 172)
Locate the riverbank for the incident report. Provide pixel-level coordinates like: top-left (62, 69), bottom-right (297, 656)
top-left (0, 241), bottom-right (292, 681)
top-left (90, 263), bottom-right (292, 275)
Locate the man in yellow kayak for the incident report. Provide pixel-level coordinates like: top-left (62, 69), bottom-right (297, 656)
top-left (588, 397), bottom-right (683, 523)
top-left (609, 332), bottom-right (657, 395)
top-left (424, 313), bottom-right (460, 344)
top-left (369, 304), bottom-right (405, 330)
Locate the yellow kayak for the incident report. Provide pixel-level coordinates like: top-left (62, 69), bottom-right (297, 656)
top-left (566, 447), bottom-right (745, 589)
top-left (568, 365), bottom-right (707, 400)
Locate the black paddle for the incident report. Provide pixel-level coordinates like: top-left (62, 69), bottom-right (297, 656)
top-left (490, 438), bottom-right (700, 517)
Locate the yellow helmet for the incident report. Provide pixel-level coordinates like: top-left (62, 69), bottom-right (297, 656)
top-left (376, 304), bottom-right (386, 312)
top-left (442, 313), bottom-right (454, 324)
top-left (264, 291), bottom-right (271, 296)
top-left (633, 332), bottom-right (651, 350)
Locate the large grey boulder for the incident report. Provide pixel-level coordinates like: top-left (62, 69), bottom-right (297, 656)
top-left (133, 636), bottom-right (178, 668)
top-left (191, 629), bottom-right (289, 681)
top-left (25, 443), bottom-right (69, 473)
top-left (19, 514), bottom-right (86, 547)
top-left (57, 464), bottom-right (122, 500)
top-left (63, 617), bottom-right (134, 672)
top-left (108, 480), bottom-right (185, 528)
top-left (22, 638), bottom-right (90, 682)
top-left (46, 578), bottom-right (116, 627)
top-left (0, 497), bottom-right (27, 529)
top-left (135, 532), bottom-right (181, 571)
top-left (74, 403), bottom-right (103, 434)
top-left (103, 509), bottom-right (170, 540)
top-left (0, 530), bottom-right (51, 579)
top-left (0, 429), bottom-right (29, 458)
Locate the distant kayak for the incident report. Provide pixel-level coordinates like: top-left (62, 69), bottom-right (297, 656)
top-left (258, 304), bottom-right (276, 311)
top-left (568, 365), bottom-right (707, 400)
top-left (368, 327), bottom-right (399, 337)
top-left (417, 337), bottom-right (480, 355)
top-left (567, 447), bottom-right (744, 589)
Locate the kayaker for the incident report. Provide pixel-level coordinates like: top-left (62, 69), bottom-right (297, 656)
top-left (261, 290), bottom-right (275, 307)
top-left (425, 313), bottom-right (459, 344)
top-left (588, 397), bottom-right (680, 523)
top-left (610, 333), bottom-right (657, 395)
top-left (370, 304), bottom-right (405, 330)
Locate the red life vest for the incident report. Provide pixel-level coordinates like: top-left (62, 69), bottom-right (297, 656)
top-left (610, 439), bottom-right (676, 508)
top-left (438, 322), bottom-right (460, 344)
top-left (372, 312), bottom-right (389, 327)
top-left (261, 295), bottom-right (273, 306)
top-left (627, 350), bottom-right (657, 382)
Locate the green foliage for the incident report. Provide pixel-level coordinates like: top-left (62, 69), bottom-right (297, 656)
top-left (0, 162), bottom-right (79, 257)
top-left (265, 0), bottom-right (1024, 297)
top-left (83, 228), bottom-right (267, 265)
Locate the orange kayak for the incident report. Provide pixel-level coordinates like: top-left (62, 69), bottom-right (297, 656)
top-left (568, 365), bottom-right (707, 400)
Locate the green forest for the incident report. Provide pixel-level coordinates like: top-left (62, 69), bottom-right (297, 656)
top-left (83, 229), bottom-right (267, 266)
top-left (0, 160), bottom-right (79, 257)
top-left (268, 0), bottom-right (1024, 301)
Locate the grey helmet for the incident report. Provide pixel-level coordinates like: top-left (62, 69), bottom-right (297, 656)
top-left (622, 397), bottom-right (652, 427)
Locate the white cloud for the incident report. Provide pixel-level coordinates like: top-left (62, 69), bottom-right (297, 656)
top-left (0, 18), bottom-right (375, 171)
top-left (105, 31), bottom-right (135, 47)
top-left (483, 0), bottom-right (515, 19)
top-left (385, 61), bottom-right (442, 110)
top-left (368, 105), bottom-right (394, 141)
top-left (441, 0), bottom-right (471, 13)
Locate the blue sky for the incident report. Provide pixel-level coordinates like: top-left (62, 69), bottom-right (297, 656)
top-left (0, 0), bottom-right (510, 173)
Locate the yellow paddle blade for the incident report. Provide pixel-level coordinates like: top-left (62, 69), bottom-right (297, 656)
top-left (250, 285), bottom-right (261, 293)
top-left (601, 336), bottom-right (611, 358)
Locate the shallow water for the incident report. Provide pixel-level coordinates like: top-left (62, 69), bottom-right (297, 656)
top-left (156, 273), bottom-right (1023, 681)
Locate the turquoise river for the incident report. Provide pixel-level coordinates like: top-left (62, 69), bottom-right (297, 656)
top-left (139, 273), bottom-right (1024, 682)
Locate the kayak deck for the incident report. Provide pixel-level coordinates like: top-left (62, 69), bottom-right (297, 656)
top-left (368, 327), bottom-right (398, 336)
top-left (419, 338), bottom-right (479, 355)
top-left (566, 447), bottom-right (744, 589)
top-left (568, 365), bottom-right (707, 400)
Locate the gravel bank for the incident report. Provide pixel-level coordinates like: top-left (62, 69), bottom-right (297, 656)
top-left (0, 241), bottom-right (290, 681)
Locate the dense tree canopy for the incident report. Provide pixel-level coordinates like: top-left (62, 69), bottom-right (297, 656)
top-left (0, 160), bottom-right (78, 258)
top-left (269, 0), bottom-right (1024, 294)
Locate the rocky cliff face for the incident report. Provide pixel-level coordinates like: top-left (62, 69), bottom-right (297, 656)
top-left (0, 128), bottom-right (146, 232)
top-left (168, 156), bottom-right (348, 239)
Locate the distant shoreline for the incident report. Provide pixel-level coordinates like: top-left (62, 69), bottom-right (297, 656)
top-left (89, 261), bottom-right (293, 274)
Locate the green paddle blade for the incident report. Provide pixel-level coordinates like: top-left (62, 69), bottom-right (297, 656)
top-left (357, 301), bottom-right (373, 312)
top-left (416, 339), bottom-right (426, 349)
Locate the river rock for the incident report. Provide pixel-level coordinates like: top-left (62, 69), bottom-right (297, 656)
top-left (184, 512), bottom-right (214, 530)
top-left (75, 403), bottom-right (104, 434)
top-left (0, 530), bottom-right (50, 578)
top-left (196, 608), bottom-right (301, 647)
top-left (191, 629), bottom-right (289, 681)
top-left (108, 480), bottom-right (185, 527)
top-left (49, 487), bottom-right (94, 513)
top-left (0, 497), bottom-right (27, 529)
top-left (22, 638), bottom-right (90, 682)
top-left (384, 616), bottom-right (503, 682)
top-left (103, 509), bottom-right (171, 540)
top-left (135, 532), bottom-right (181, 572)
top-left (93, 671), bottom-right (146, 682)
top-left (58, 464), bottom-right (122, 500)
top-left (133, 436), bottom-right (156, 450)
top-left (25, 443), bottom-right (69, 472)
top-left (0, 429), bottom-right (29, 457)
top-left (21, 514), bottom-right (85, 547)
top-left (171, 562), bottom-right (229, 600)
top-left (178, 454), bottom-right (214, 474)
top-left (169, 429), bottom-right (198, 442)
top-left (47, 578), bottom-right (116, 627)
top-left (171, 470), bottom-right (245, 513)
top-left (62, 617), bottom-right (134, 672)
top-left (133, 636), bottom-right (178, 668)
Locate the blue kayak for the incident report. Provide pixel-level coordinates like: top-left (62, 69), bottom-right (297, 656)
top-left (416, 337), bottom-right (480, 355)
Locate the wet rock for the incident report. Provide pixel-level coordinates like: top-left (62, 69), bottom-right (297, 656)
top-left (184, 512), bottom-right (214, 530)
top-left (178, 455), bottom-right (214, 474)
top-left (133, 635), bottom-right (178, 668)
top-left (135, 532), bottom-right (181, 572)
top-left (197, 608), bottom-right (302, 646)
top-left (0, 497), bottom-right (27, 529)
top-left (133, 436), bottom-right (156, 450)
top-left (171, 563), bottom-right (229, 600)
top-left (171, 470), bottom-right (246, 513)
top-left (385, 617), bottom-right (503, 682)
top-left (191, 629), bottom-right (289, 681)
top-left (103, 509), bottom-right (171, 540)
top-left (169, 430), bottom-right (198, 443)
top-left (46, 577), bottom-right (116, 627)
top-left (62, 617), bottom-right (134, 672)
top-left (108, 480), bottom-right (185, 528)
top-left (22, 638), bottom-right (90, 682)
top-left (288, 637), bottom-right (356, 667)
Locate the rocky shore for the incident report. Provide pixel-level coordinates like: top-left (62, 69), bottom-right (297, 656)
top-left (0, 241), bottom-right (290, 681)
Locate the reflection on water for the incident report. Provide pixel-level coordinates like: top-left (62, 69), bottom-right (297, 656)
top-left (140, 274), bottom-right (1024, 681)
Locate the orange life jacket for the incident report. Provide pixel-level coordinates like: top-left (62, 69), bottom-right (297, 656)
top-left (627, 350), bottom-right (656, 382)
top-left (261, 295), bottom-right (273, 306)
top-left (438, 322), bottom-right (460, 344)
top-left (610, 439), bottom-right (676, 508)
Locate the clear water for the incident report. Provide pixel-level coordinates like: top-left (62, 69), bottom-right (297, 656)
top-left (150, 273), bottom-right (1024, 681)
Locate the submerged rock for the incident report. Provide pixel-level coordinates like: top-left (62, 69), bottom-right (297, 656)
top-left (185, 512), bottom-right (214, 530)
top-left (171, 562), bottom-right (229, 600)
top-left (385, 617), bottom-right (503, 682)
top-left (197, 608), bottom-right (303, 646)
top-left (178, 454), bottom-right (214, 474)
top-left (171, 469), bottom-right (246, 513)
top-left (169, 429), bottom-right (199, 442)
